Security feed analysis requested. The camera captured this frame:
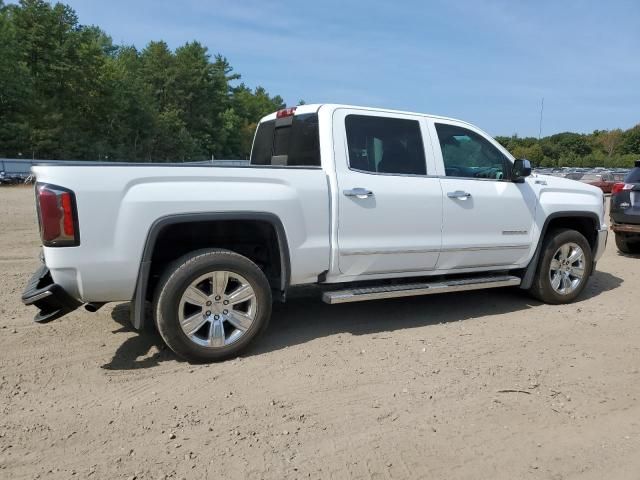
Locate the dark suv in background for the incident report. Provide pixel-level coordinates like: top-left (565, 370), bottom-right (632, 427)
top-left (610, 160), bottom-right (640, 254)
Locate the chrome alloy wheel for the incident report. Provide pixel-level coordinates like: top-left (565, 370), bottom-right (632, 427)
top-left (178, 271), bottom-right (257, 348)
top-left (549, 242), bottom-right (586, 295)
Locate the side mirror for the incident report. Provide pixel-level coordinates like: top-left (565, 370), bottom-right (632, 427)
top-left (512, 158), bottom-right (532, 182)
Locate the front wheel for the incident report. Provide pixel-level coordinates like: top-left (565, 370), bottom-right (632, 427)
top-left (154, 249), bottom-right (272, 362)
top-left (528, 228), bottom-right (593, 304)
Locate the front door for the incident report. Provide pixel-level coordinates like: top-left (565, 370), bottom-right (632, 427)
top-left (333, 109), bottom-right (443, 277)
top-left (430, 120), bottom-right (537, 270)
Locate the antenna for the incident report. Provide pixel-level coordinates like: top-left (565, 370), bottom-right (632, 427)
top-left (538, 97), bottom-right (544, 139)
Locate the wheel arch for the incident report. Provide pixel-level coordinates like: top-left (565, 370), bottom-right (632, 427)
top-left (520, 211), bottom-right (600, 290)
top-left (130, 212), bottom-right (291, 330)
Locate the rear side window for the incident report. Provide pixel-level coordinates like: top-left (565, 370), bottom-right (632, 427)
top-left (345, 115), bottom-right (426, 175)
top-left (250, 114), bottom-right (320, 167)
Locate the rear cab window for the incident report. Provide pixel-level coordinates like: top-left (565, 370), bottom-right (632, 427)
top-left (250, 112), bottom-right (320, 167)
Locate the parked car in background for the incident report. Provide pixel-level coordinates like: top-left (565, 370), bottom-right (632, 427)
top-left (610, 160), bottom-right (640, 254)
top-left (581, 172), bottom-right (615, 193)
top-left (564, 172), bottom-right (584, 181)
top-left (0, 171), bottom-right (31, 185)
top-left (612, 173), bottom-right (627, 183)
top-left (532, 167), bottom-right (632, 186)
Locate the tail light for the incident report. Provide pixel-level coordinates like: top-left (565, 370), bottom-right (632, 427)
top-left (612, 182), bottom-right (633, 195)
top-left (36, 183), bottom-right (80, 247)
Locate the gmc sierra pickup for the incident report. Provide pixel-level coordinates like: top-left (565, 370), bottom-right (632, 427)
top-left (22, 104), bottom-right (608, 362)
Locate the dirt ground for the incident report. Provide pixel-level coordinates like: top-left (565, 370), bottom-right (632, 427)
top-left (1, 185), bottom-right (639, 480)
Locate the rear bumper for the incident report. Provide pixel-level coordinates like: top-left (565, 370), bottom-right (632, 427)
top-left (21, 264), bottom-right (82, 323)
top-left (593, 227), bottom-right (608, 262)
top-left (611, 222), bottom-right (640, 234)
top-left (611, 211), bottom-right (640, 226)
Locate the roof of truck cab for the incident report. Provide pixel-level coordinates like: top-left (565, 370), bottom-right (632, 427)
top-left (259, 103), bottom-right (475, 129)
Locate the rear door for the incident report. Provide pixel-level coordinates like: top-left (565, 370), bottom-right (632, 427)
top-left (429, 119), bottom-right (537, 270)
top-left (333, 109), bottom-right (443, 277)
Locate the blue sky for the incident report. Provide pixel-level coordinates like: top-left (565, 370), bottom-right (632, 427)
top-left (45, 0), bottom-right (640, 137)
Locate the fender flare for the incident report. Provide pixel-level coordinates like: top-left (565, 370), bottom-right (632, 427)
top-left (130, 212), bottom-right (291, 330)
top-left (520, 211), bottom-right (600, 290)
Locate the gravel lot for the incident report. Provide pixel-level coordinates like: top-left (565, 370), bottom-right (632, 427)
top-left (1, 185), bottom-right (639, 479)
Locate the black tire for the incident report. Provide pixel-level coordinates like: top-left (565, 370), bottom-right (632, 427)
top-left (615, 232), bottom-right (640, 254)
top-left (528, 228), bottom-right (593, 304)
top-left (154, 249), bottom-right (272, 362)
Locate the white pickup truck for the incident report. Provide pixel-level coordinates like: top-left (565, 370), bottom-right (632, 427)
top-left (22, 104), bottom-right (608, 361)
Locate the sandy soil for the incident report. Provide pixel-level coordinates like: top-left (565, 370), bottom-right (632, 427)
top-left (0, 185), bottom-right (639, 480)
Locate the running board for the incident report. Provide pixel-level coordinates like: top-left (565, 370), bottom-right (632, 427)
top-left (322, 275), bottom-right (521, 304)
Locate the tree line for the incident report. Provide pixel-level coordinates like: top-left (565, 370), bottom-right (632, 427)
top-left (495, 127), bottom-right (640, 168)
top-left (0, 0), bottom-right (285, 161)
top-left (1, 0), bottom-right (639, 166)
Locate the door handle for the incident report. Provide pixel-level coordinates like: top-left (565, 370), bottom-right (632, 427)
top-left (447, 190), bottom-right (472, 199)
top-left (344, 188), bottom-right (374, 199)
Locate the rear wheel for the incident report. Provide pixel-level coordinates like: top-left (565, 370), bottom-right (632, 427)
top-left (615, 232), bottom-right (640, 254)
top-left (154, 249), bottom-right (272, 362)
top-left (528, 228), bottom-right (593, 304)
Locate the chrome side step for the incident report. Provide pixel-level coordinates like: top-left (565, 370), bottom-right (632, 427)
top-left (322, 275), bottom-right (521, 304)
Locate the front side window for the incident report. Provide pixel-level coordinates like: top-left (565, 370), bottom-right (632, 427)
top-left (345, 115), bottom-right (426, 175)
top-left (435, 123), bottom-right (509, 180)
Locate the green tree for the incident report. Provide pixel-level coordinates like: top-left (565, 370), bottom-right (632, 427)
top-left (5, 0), bottom-right (112, 158)
top-left (101, 46), bottom-right (156, 160)
top-left (230, 85), bottom-right (285, 158)
top-left (621, 125), bottom-right (640, 155)
top-left (595, 129), bottom-right (623, 158)
top-left (0, 1), bottom-right (32, 156)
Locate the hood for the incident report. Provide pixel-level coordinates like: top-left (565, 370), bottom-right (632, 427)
top-left (532, 173), bottom-right (604, 196)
